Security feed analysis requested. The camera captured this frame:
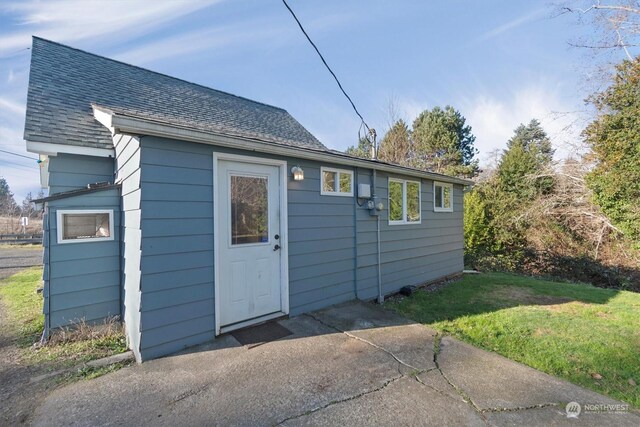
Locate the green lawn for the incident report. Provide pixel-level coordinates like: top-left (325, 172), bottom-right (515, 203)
top-left (0, 267), bottom-right (128, 368)
top-left (389, 272), bottom-right (640, 408)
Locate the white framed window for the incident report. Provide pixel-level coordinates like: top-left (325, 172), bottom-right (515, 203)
top-left (388, 178), bottom-right (421, 225)
top-left (56, 209), bottom-right (114, 244)
top-left (433, 182), bottom-right (453, 212)
top-left (321, 167), bottom-right (354, 196)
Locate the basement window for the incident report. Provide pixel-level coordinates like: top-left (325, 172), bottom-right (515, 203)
top-left (57, 210), bottom-right (114, 244)
top-left (434, 182), bottom-right (453, 212)
top-left (321, 167), bottom-right (353, 196)
top-left (389, 178), bottom-right (421, 225)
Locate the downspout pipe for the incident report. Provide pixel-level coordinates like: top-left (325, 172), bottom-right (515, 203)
top-left (40, 203), bottom-right (51, 343)
top-left (372, 169), bottom-right (383, 304)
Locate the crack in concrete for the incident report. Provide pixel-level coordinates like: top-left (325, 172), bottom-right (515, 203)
top-left (170, 385), bottom-right (208, 404)
top-left (431, 334), bottom-right (491, 426)
top-left (481, 402), bottom-right (559, 413)
top-left (274, 374), bottom-right (405, 426)
top-left (304, 313), bottom-right (552, 425)
top-left (304, 313), bottom-right (421, 371)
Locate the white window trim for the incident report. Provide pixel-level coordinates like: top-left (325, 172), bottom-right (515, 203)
top-left (320, 167), bottom-right (354, 197)
top-left (433, 181), bottom-right (454, 212)
top-left (56, 209), bottom-right (115, 244)
top-left (388, 178), bottom-right (422, 225)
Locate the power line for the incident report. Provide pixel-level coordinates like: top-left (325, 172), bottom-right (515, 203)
top-left (0, 148), bottom-right (38, 161)
top-left (281, 0), bottom-right (373, 137)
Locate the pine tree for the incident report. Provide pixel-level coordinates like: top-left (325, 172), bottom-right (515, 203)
top-left (345, 137), bottom-right (373, 159)
top-left (497, 119), bottom-right (554, 199)
top-left (411, 106), bottom-right (478, 177)
top-left (0, 177), bottom-right (18, 216)
top-left (378, 119), bottom-right (412, 166)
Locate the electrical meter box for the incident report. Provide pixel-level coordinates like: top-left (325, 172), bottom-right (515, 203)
top-left (358, 183), bottom-right (371, 199)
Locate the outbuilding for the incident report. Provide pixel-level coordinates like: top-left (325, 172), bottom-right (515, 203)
top-left (26, 38), bottom-right (471, 362)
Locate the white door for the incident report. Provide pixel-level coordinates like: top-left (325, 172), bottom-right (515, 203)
top-left (217, 159), bottom-right (283, 329)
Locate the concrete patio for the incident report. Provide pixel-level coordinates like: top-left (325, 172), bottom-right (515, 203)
top-left (32, 301), bottom-right (638, 426)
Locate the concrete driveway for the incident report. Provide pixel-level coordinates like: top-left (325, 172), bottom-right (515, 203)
top-left (32, 301), bottom-right (638, 426)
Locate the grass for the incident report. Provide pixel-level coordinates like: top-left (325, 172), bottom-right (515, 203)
top-left (389, 272), bottom-right (640, 408)
top-left (0, 267), bottom-right (45, 346)
top-left (0, 267), bottom-right (128, 370)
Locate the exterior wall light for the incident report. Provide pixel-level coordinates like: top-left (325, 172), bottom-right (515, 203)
top-left (291, 166), bottom-right (304, 181)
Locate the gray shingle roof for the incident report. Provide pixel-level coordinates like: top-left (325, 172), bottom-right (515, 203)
top-left (24, 37), bottom-right (327, 151)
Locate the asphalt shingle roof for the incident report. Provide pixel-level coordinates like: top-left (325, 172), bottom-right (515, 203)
top-left (24, 37), bottom-right (327, 151)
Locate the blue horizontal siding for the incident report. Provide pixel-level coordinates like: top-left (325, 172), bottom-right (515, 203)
top-left (48, 153), bottom-right (114, 195)
top-left (91, 134), bottom-right (467, 361)
top-left (46, 188), bottom-right (121, 329)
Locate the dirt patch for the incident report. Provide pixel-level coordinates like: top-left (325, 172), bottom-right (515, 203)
top-left (488, 286), bottom-right (572, 306)
top-left (532, 328), bottom-right (553, 337)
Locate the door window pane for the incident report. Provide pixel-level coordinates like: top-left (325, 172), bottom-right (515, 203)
top-left (322, 170), bottom-right (336, 193)
top-left (406, 182), bottom-right (420, 222)
top-left (389, 181), bottom-right (403, 221)
top-left (62, 213), bottom-right (111, 240)
top-left (231, 175), bottom-right (269, 245)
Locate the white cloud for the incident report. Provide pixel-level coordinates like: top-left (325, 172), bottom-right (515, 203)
top-left (0, 0), bottom-right (223, 55)
top-left (477, 8), bottom-right (546, 43)
top-left (0, 96), bottom-right (26, 117)
top-left (461, 84), bottom-right (585, 164)
top-left (113, 23), bottom-right (288, 65)
top-left (113, 10), bottom-right (356, 65)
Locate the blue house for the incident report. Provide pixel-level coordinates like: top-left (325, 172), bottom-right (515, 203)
top-left (26, 38), bottom-right (471, 362)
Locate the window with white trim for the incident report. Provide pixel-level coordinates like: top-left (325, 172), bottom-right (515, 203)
top-left (321, 167), bottom-right (353, 196)
top-left (433, 182), bottom-right (453, 212)
top-left (388, 178), bottom-right (421, 225)
top-left (57, 210), bottom-right (114, 244)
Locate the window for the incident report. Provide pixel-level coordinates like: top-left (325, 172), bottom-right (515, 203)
top-left (230, 175), bottom-right (269, 245)
top-left (57, 210), bottom-right (114, 244)
top-left (388, 178), bottom-right (421, 225)
top-left (434, 182), bottom-right (453, 212)
top-left (321, 167), bottom-right (353, 196)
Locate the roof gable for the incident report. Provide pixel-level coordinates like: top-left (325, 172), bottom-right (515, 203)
top-left (24, 37), bottom-right (327, 151)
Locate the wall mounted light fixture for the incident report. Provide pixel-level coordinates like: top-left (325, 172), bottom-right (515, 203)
top-left (291, 165), bottom-right (304, 181)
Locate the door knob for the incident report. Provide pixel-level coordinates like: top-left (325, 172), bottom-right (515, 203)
top-left (273, 244), bottom-right (281, 251)
top-left (274, 234), bottom-right (280, 240)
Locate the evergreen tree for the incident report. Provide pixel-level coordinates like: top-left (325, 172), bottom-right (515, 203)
top-left (411, 106), bottom-right (479, 177)
top-left (0, 177), bottom-right (18, 216)
top-left (585, 58), bottom-right (640, 244)
top-left (378, 119), bottom-right (412, 166)
top-left (497, 119), bottom-right (554, 199)
top-left (345, 137), bottom-right (373, 159)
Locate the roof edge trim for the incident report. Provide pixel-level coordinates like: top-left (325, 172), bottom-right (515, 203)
top-left (110, 113), bottom-right (473, 186)
top-left (26, 140), bottom-right (115, 158)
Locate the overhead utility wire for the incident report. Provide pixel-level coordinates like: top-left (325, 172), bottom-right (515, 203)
top-left (281, 0), bottom-right (374, 139)
top-left (0, 148), bottom-right (39, 161)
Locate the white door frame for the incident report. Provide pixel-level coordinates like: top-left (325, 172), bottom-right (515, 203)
top-left (213, 152), bottom-right (289, 335)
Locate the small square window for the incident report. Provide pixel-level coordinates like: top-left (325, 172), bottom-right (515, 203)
top-left (321, 167), bottom-right (353, 196)
top-left (434, 182), bottom-right (453, 212)
top-left (57, 210), bottom-right (114, 244)
top-left (389, 178), bottom-right (421, 225)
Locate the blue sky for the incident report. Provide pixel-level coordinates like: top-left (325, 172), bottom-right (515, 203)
top-left (0, 0), bottom-right (631, 202)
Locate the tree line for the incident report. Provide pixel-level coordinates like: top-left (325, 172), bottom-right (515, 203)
top-left (345, 58), bottom-right (639, 290)
top-left (0, 177), bottom-right (44, 220)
